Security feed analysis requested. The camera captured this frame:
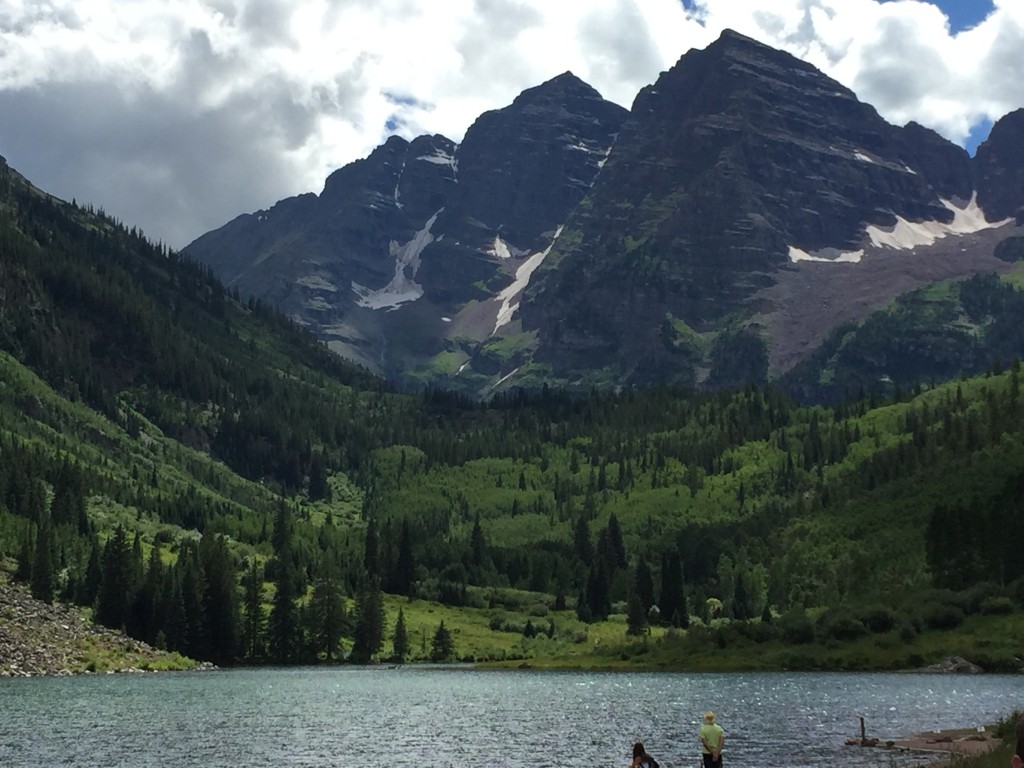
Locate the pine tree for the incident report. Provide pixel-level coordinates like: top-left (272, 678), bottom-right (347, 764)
top-left (350, 580), bottom-right (385, 663)
top-left (30, 514), bottom-right (55, 603)
top-left (634, 556), bottom-right (654, 612)
top-left (470, 513), bottom-right (486, 566)
top-left (363, 519), bottom-right (379, 580)
top-left (626, 593), bottom-right (648, 636)
top-left (241, 559), bottom-right (265, 661)
top-left (268, 502), bottom-right (299, 663)
top-left (178, 542), bottom-right (207, 660)
top-left (391, 607), bottom-right (409, 663)
top-left (733, 570), bottom-right (753, 620)
top-left (585, 562), bottom-right (611, 621)
top-left (606, 514), bottom-right (627, 569)
top-left (200, 534), bottom-right (240, 666)
top-left (429, 620), bottom-right (455, 662)
top-left (393, 519), bottom-right (416, 596)
top-left (310, 571), bottom-right (347, 661)
top-left (96, 525), bottom-right (134, 629)
top-left (573, 515), bottom-right (593, 565)
top-left (308, 451), bottom-right (330, 501)
top-left (130, 545), bottom-right (164, 642)
top-left (14, 528), bottom-right (33, 583)
top-left (659, 551), bottom-right (688, 628)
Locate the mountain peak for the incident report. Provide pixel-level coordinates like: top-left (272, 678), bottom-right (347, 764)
top-left (508, 70), bottom-right (607, 109)
top-left (714, 28), bottom-right (773, 48)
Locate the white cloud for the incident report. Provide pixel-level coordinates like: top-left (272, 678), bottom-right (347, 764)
top-left (0, 0), bottom-right (1020, 247)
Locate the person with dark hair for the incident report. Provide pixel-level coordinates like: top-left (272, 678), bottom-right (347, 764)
top-left (629, 741), bottom-right (660, 768)
top-left (700, 711), bottom-right (725, 768)
top-left (1012, 711), bottom-right (1024, 768)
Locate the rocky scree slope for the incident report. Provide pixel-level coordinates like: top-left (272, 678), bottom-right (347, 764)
top-left (0, 580), bottom-right (204, 676)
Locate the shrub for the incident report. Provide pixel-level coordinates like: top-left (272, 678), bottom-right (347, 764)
top-left (979, 596), bottom-right (1014, 615)
top-left (737, 620), bottom-right (778, 644)
top-left (683, 624), bottom-right (712, 650)
top-left (897, 621), bottom-right (918, 643)
top-left (779, 610), bottom-right (816, 645)
top-left (902, 588), bottom-right (958, 613)
top-left (960, 582), bottom-right (1005, 615)
top-left (817, 610), bottom-right (868, 642)
top-left (919, 601), bottom-right (965, 630)
top-left (527, 602), bottom-right (549, 618)
top-left (859, 605), bottom-right (897, 634)
top-left (1013, 577), bottom-right (1024, 608)
top-left (153, 529), bottom-right (175, 545)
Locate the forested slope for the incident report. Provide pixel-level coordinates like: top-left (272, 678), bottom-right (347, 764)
top-left (2, 156), bottom-right (1023, 670)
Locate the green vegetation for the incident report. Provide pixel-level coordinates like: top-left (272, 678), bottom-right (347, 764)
top-left (1, 158), bottom-right (1024, 671)
top-left (784, 272), bottom-right (1024, 403)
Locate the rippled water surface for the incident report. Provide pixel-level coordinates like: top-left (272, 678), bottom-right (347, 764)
top-left (0, 668), bottom-right (1019, 767)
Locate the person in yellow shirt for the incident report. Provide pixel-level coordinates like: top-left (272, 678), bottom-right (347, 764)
top-left (699, 710), bottom-right (725, 768)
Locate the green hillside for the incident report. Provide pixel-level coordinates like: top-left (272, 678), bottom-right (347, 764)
top-left (783, 254), bottom-right (1024, 403)
top-left (1, 157), bottom-right (1023, 671)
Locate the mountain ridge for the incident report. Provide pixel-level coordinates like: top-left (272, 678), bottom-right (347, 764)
top-left (184, 29), bottom-right (1024, 397)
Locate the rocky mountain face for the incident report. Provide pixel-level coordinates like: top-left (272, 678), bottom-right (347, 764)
top-left (186, 74), bottom-right (626, 378)
top-left (975, 108), bottom-right (1024, 222)
top-left (185, 30), bottom-right (1024, 395)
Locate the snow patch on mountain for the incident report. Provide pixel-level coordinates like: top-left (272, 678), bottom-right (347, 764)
top-left (866, 194), bottom-right (1012, 250)
top-left (789, 194), bottom-right (1012, 264)
top-left (788, 246), bottom-right (863, 264)
top-left (493, 226), bottom-right (564, 333)
top-left (488, 236), bottom-right (528, 260)
top-left (351, 209), bottom-right (442, 310)
top-left (417, 148), bottom-right (457, 172)
top-left (393, 159), bottom-right (406, 209)
top-left (296, 274), bottom-right (340, 291)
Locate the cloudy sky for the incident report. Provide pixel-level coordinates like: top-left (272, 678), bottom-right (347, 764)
top-left (1, 0), bottom-right (1021, 248)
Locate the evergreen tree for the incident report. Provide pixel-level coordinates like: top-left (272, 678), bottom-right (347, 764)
top-left (241, 559), bottom-right (265, 661)
top-left (429, 620), bottom-right (455, 662)
top-left (634, 556), bottom-right (654, 612)
top-left (733, 570), bottom-right (753, 620)
top-left (659, 551), bottom-right (688, 628)
top-left (626, 593), bottom-right (648, 636)
top-left (363, 519), bottom-right (379, 580)
top-left (130, 545), bottom-right (164, 643)
top-left (178, 542), bottom-right (207, 660)
top-left (470, 513), bottom-right (486, 566)
top-left (96, 524), bottom-right (134, 629)
top-left (573, 515), bottom-right (593, 565)
top-left (606, 514), bottom-right (627, 569)
top-left (76, 538), bottom-right (102, 607)
top-left (30, 514), bottom-right (55, 603)
top-left (393, 519), bottom-right (416, 596)
top-left (14, 529), bottom-right (33, 583)
top-left (350, 580), bottom-right (385, 663)
top-left (310, 571), bottom-right (347, 661)
top-left (200, 534), bottom-right (240, 665)
top-left (391, 607), bottom-right (409, 663)
top-left (584, 562), bottom-right (611, 621)
top-left (268, 502), bottom-right (299, 663)
top-left (308, 451), bottom-right (330, 501)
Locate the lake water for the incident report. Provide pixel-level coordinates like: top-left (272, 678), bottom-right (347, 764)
top-left (0, 667), bottom-right (1019, 767)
